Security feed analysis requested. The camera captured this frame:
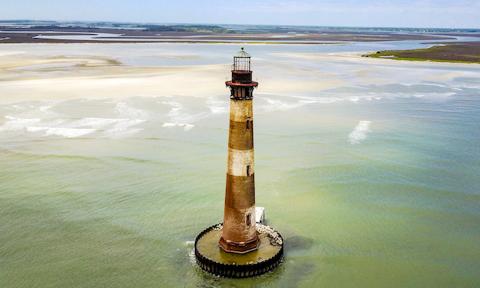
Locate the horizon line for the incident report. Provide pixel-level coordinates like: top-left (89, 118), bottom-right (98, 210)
top-left (0, 18), bottom-right (479, 31)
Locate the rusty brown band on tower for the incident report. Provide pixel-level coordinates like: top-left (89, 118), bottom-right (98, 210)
top-left (219, 48), bottom-right (259, 254)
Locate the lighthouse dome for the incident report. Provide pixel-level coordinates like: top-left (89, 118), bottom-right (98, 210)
top-left (235, 47), bottom-right (251, 58)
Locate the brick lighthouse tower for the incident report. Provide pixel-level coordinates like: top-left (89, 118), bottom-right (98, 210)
top-left (194, 48), bottom-right (283, 278)
top-left (219, 48), bottom-right (259, 254)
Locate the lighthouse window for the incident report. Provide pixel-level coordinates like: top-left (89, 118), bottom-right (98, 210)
top-left (246, 214), bottom-right (251, 226)
top-left (246, 120), bottom-right (250, 129)
top-left (246, 165), bottom-right (251, 176)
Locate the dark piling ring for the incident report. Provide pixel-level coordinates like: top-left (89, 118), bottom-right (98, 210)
top-left (194, 223), bottom-right (284, 278)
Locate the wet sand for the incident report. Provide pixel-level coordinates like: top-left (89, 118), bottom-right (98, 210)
top-left (2, 43), bottom-right (478, 106)
top-left (0, 45), bottom-right (347, 104)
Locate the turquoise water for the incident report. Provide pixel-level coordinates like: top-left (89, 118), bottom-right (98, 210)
top-left (1, 41), bottom-right (480, 287)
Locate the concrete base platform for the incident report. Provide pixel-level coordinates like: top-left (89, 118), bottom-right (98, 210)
top-left (194, 223), bottom-right (283, 278)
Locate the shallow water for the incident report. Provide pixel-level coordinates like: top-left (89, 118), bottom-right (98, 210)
top-left (0, 41), bottom-right (479, 287)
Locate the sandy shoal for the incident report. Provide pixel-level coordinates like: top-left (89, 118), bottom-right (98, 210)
top-left (0, 53), bottom-right (345, 104)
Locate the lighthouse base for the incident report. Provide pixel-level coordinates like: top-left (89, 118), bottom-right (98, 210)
top-left (194, 223), bottom-right (283, 278)
top-left (219, 234), bottom-right (259, 254)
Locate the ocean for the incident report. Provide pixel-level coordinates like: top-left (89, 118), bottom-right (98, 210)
top-left (0, 40), bottom-right (479, 287)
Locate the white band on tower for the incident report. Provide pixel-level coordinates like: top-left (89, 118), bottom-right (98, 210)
top-left (227, 148), bottom-right (254, 177)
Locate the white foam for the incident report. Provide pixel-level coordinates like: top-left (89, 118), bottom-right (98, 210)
top-left (257, 94), bottom-right (346, 112)
top-left (115, 102), bottom-right (148, 119)
top-left (183, 124), bottom-right (194, 131)
top-left (206, 98), bottom-right (228, 114)
top-left (160, 101), bottom-right (200, 131)
top-left (162, 123), bottom-right (176, 128)
top-left (0, 116), bottom-right (41, 132)
top-left (162, 101), bottom-right (183, 117)
top-left (30, 127), bottom-right (96, 138)
top-left (349, 121), bottom-right (372, 145)
top-left (261, 97), bottom-right (304, 112)
top-left (104, 119), bottom-right (145, 138)
top-left (67, 117), bottom-right (145, 138)
top-left (162, 122), bottom-right (195, 131)
top-left (0, 51), bottom-right (24, 57)
top-left (209, 106), bottom-right (227, 114)
top-left (0, 113), bottom-right (146, 138)
top-left (70, 117), bottom-right (120, 129)
top-left (38, 105), bottom-right (52, 113)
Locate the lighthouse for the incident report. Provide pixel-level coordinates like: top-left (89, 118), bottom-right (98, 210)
top-left (194, 48), bottom-right (283, 278)
top-left (219, 48), bottom-right (259, 254)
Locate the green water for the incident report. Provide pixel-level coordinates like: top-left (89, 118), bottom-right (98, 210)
top-left (1, 43), bottom-right (480, 287)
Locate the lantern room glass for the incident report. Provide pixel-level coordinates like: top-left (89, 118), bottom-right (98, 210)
top-left (233, 47), bottom-right (251, 71)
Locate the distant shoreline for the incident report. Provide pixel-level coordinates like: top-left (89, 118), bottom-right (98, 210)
top-left (0, 25), bottom-right (456, 45)
top-left (363, 42), bottom-right (480, 64)
top-left (0, 36), bottom-right (344, 45)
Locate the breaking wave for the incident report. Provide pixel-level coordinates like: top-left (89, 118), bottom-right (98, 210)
top-left (348, 121), bottom-right (372, 144)
top-left (0, 101), bottom-right (147, 139)
top-left (162, 122), bottom-right (195, 131)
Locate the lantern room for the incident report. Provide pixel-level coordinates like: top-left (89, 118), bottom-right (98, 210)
top-left (226, 47), bottom-right (258, 100)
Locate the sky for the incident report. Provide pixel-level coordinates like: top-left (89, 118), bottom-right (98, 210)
top-left (1, 0), bottom-right (479, 28)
